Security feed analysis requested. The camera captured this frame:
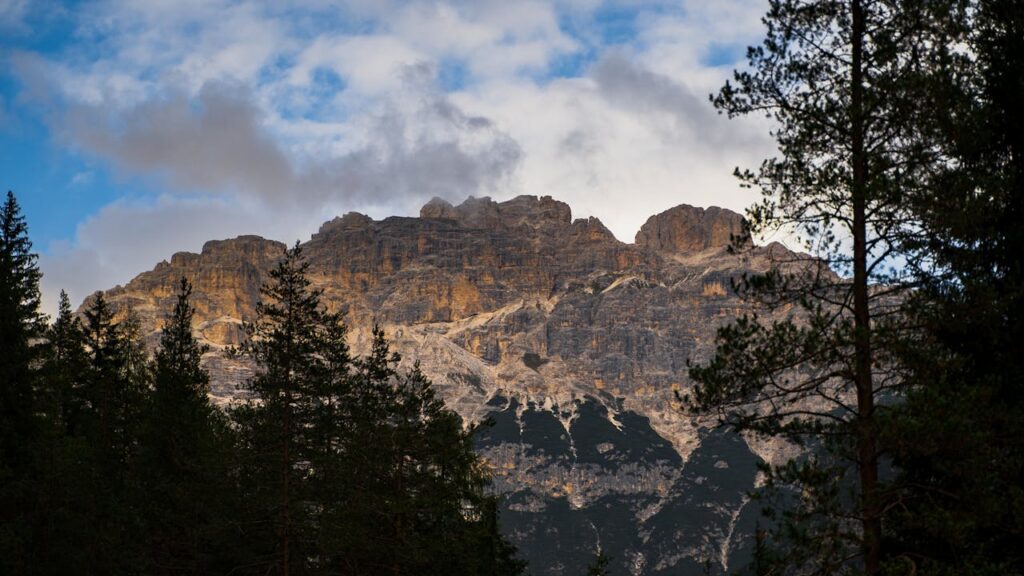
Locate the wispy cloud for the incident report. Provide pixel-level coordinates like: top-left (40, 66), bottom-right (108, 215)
top-left (0, 0), bottom-right (30, 31)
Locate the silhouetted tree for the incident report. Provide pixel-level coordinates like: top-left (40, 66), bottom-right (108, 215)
top-left (76, 292), bottom-right (151, 573)
top-left (333, 331), bottom-right (519, 575)
top-left (233, 244), bottom-right (524, 575)
top-left (0, 190), bottom-right (46, 572)
top-left (138, 277), bottom-right (240, 574)
top-left (231, 242), bottom-right (354, 575)
top-left (880, 0), bottom-right (1024, 573)
top-left (32, 290), bottom-right (94, 573)
top-left (686, 1), bottom-right (965, 573)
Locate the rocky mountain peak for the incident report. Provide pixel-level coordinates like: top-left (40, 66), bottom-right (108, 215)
top-left (86, 194), bottom-right (798, 576)
top-left (314, 211), bottom-right (374, 238)
top-left (199, 235), bottom-right (287, 258)
top-left (635, 204), bottom-right (751, 253)
top-left (421, 194), bottom-right (572, 230)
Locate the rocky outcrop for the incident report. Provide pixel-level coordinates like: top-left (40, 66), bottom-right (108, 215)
top-left (87, 195), bottom-right (800, 576)
top-left (420, 195), bottom-right (572, 230)
top-left (635, 204), bottom-right (750, 253)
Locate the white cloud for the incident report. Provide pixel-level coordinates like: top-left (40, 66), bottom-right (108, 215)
top-left (449, 54), bottom-right (772, 241)
top-left (290, 34), bottom-right (423, 95)
top-left (68, 170), bottom-right (94, 188)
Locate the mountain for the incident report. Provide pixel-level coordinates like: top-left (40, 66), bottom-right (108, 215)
top-left (87, 194), bottom-right (798, 575)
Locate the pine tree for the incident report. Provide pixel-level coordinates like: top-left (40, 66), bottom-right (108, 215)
top-left (232, 242), bottom-right (354, 576)
top-left (32, 290), bottom-right (93, 573)
top-left (42, 291), bottom-right (89, 435)
top-left (331, 327), bottom-right (525, 576)
top-left (685, 1), bottom-right (963, 574)
top-left (0, 190), bottom-right (46, 572)
top-left (78, 292), bottom-right (151, 573)
top-left (138, 277), bottom-right (240, 574)
top-left (233, 244), bottom-right (524, 575)
top-left (82, 293), bottom-right (148, 476)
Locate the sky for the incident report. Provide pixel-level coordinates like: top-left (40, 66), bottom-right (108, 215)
top-left (0, 0), bottom-right (775, 315)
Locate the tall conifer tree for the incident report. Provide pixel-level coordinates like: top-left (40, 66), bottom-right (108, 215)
top-left (233, 246), bottom-right (524, 575)
top-left (43, 291), bottom-right (89, 435)
top-left (0, 190), bottom-right (45, 572)
top-left (33, 290), bottom-right (93, 573)
top-left (79, 292), bottom-right (150, 573)
top-left (232, 242), bottom-right (353, 576)
top-left (685, 1), bottom-right (962, 573)
top-left (139, 277), bottom-right (239, 574)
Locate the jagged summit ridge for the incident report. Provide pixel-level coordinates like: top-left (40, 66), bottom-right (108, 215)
top-left (420, 194), bottom-right (572, 229)
top-left (156, 196), bottom-right (750, 266)
top-left (420, 195), bottom-right (751, 253)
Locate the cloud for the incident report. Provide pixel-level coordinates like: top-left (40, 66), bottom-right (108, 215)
top-left (447, 55), bottom-right (773, 242)
top-left (68, 170), bottom-right (94, 188)
top-left (66, 82), bottom-right (294, 201)
top-left (17, 0), bottom-right (779, 314)
top-left (590, 49), bottom-right (752, 148)
top-left (39, 196), bottom-right (240, 315)
top-left (62, 68), bottom-right (521, 210)
top-left (35, 63), bottom-right (524, 315)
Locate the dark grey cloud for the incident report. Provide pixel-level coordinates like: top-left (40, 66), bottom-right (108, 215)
top-left (68, 82), bottom-right (295, 199)
top-left (19, 1), bottom-right (778, 315)
top-left (62, 70), bottom-right (522, 209)
top-left (589, 50), bottom-right (764, 150)
top-left (592, 51), bottom-right (707, 119)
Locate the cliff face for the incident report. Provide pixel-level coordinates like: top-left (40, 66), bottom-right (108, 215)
top-left (89, 195), bottom-right (796, 575)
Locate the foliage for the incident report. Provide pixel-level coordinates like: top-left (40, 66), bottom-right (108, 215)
top-left (686, 1), bottom-right (968, 574)
top-left (137, 277), bottom-right (242, 574)
top-left (878, 0), bottom-right (1024, 573)
top-left (231, 242), bottom-right (525, 575)
top-left (229, 242), bottom-right (360, 574)
top-left (0, 190), bottom-right (46, 572)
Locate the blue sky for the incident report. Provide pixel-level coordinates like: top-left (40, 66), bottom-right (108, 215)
top-left (0, 0), bottom-right (771, 313)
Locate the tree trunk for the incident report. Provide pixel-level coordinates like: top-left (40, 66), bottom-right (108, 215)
top-left (282, 389), bottom-right (291, 576)
top-left (850, 0), bottom-right (882, 573)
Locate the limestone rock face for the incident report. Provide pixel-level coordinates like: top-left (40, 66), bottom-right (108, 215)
top-left (635, 204), bottom-right (750, 253)
top-left (87, 195), bottom-right (799, 576)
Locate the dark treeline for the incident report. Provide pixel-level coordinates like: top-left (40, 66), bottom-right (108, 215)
top-left (0, 193), bottom-right (525, 575)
